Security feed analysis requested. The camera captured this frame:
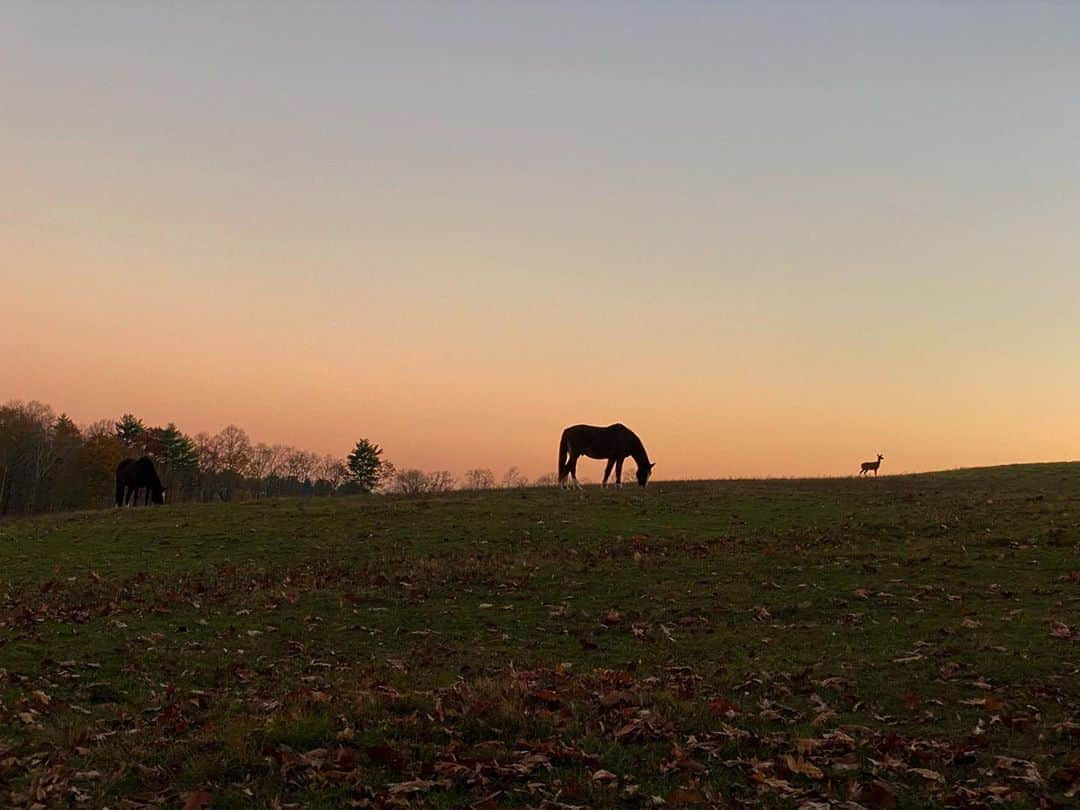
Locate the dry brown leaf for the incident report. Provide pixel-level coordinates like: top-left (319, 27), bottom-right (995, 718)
top-left (666, 785), bottom-right (707, 805)
top-left (909, 767), bottom-right (944, 783)
top-left (387, 779), bottom-right (434, 795)
top-left (182, 790), bottom-right (212, 810)
top-left (784, 754), bottom-right (824, 780)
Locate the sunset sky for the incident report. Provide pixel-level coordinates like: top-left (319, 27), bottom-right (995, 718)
top-left (4, 3), bottom-right (1079, 480)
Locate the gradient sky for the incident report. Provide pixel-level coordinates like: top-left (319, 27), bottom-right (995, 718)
top-left (4, 2), bottom-right (1079, 479)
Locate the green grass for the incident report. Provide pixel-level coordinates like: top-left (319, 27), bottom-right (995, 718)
top-left (1, 464), bottom-right (1077, 807)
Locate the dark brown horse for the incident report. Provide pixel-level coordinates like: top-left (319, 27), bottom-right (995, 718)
top-left (115, 457), bottom-right (165, 506)
top-left (558, 423), bottom-right (654, 488)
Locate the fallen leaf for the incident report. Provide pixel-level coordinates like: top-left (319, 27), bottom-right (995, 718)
top-left (182, 790), bottom-right (212, 810)
top-left (708, 697), bottom-right (740, 717)
top-left (387, 779), bottom-right (434, 795)
top-left (909, 767), bottom-right (944, 783)
top-left (784, 754), bottom-right (824, 780)
top-left (666, 785), bottom-right (707, 805)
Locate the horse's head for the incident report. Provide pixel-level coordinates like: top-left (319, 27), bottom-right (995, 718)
top-left (636, 462), bottom-right (655, 487)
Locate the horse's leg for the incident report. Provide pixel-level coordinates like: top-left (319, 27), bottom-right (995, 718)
top-left (602, 459), bottom-right (615, 486)
top-left (569, 453), bottom-right (581, 488)
top-left (615, 458), bottom-right (624, 487)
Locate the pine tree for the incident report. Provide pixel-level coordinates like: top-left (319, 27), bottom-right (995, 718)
top-left (150, 423), bottom-right (199, 469)
top-left (54, 414), bottom-right (81, 441)
top-left (115, 414), bottom-right (146, 449)
top-left (149, 423), bottom-right (200, 502)
top-left (346, 439), bottom-right (386, 493)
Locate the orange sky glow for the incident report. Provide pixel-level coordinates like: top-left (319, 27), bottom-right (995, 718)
top-left (4, 5), bottom-right (1079, 481)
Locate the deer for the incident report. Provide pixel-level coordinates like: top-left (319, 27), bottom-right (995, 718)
top-left (860, 453), bottom-right (884, 476)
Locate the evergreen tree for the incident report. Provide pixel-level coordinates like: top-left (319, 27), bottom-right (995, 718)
top-left (149, 423), bottom-right (200, 501)
top-left (115, 414), bottom-right (146, 449)
top-left (50, 414), bottom-right (84, 511)
top-left (153, 423), bottom-right (199, 470)
top-left (54, 414), bottom-right (81, 440)
top-left (346, 439), bottom-right (386, 493)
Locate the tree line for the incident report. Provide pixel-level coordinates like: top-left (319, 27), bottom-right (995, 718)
top-left (0, 400), bottom-right (555, 517)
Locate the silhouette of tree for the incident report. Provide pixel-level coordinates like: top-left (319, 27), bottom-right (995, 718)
top-left (374, 460), bottom-right (396, 493)
top-left (0, 401), bottom-right (396, 511)
top-left (0, 400), bottom-right (56, 514)
top-left (392, 468), bottom-right (430, 496)
top-left (463, 468), bottom-right (496, 490)
top-left (114, 414), bottom-right (146, 449)
top-left (80, 422), bottom-right (126, 508)
top-left (317, 455), bottom-right (348, 490)
top-left (150, 423), bottom-right (199, 500)
top-left (195, 426), bottom-right (252, 501)
top-left (346, 439), bottom-right (387, 493)
top-left (501, 466), bottom-right (529, 489)
top-left (427, 470), bottom-right (456, 492)
top-left (49, 415), bottom-right (84, 511)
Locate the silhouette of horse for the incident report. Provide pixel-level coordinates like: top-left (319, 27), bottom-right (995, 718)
top-left (115, 457), bottom-right (165, 506)
top-left (860, 453), bottom-right (884, 477)
top-left (558, 423), bottom-right (654, 488)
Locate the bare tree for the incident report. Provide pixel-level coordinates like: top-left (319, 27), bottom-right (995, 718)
top-left (0, 397), bottom-right (405, 512)
top-left (501, 466), bottom-right (529, 489)
top-left (463, 468), bottom-right (496, 490)
top-left (214, 425), bottom-right (253, 474)
top-left (283, 448), bottom-right (318, 482)
top-left (317, 454), bottom-right (348, 489)
top-left (374, 460), bottom-right (397, 493)
top-left (393, 468), bottom-right (431, 496)
top-left (247, 443), bottom-right (277, 497)
top-left (532, 473), bottom-right (558, 487)
top-left (427, 470), bottom-right (456, 492)
top-left (0, 401), bottom-right (56, 515)
top-left (194, 432), bottom-right (219, 473)
top-left (194, 426), bottom-right (253, 501)
top-left (83, 419), bottom-right (116, 440)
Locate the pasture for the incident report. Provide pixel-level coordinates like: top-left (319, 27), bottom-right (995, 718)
top-left (1, 465), bottom-right (1077, 807)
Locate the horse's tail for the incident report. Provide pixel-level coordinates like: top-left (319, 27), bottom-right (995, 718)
top-left (557, 429), bottom-right (570, 485)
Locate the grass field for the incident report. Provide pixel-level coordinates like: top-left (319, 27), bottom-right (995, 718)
top-left (1, 465), bottom-right (1077, 808)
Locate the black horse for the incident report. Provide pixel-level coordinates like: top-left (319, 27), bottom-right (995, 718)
top-left (115, 457), bottom-right (165, 506)
top-left (558, 423), bottom-right (655, 488)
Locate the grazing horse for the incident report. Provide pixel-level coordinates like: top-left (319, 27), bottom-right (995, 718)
top-left (115, 457), bottom-right (165, 506)
top-left (558, 423), bottom-right (655, 488)
top-left (860, 454), bottom-right (885, 477)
